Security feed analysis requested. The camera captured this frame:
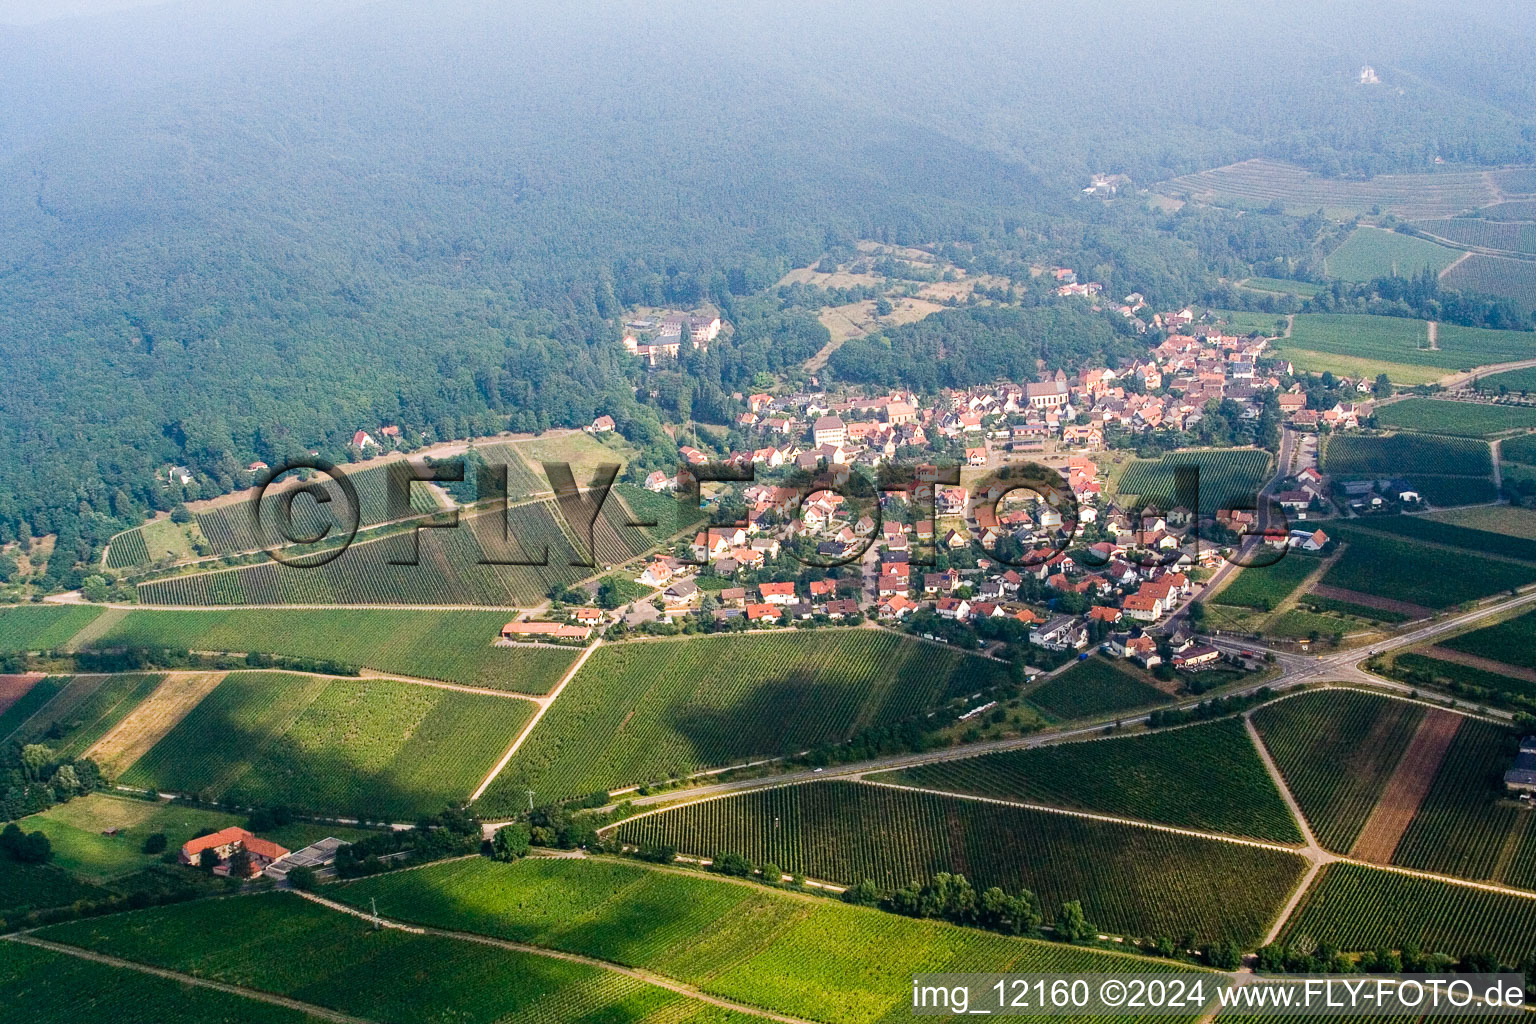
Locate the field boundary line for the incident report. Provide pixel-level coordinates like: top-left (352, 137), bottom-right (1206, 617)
top-left (852, 777), bottom-right (1308, 855)
top-left (0, 674), bottom-right (110, 745)
top-left (469, 637), bottom-right (603, 802)
top-left (1348, 710), bottom-right (1462, 864)
top-left (4, 933), bottom-right (380, 1024)
top-left (1324, 856), bottom-right (1536, 901)
top-left (293, 889), bottom-right (820, 1024)
top-left (1244, 714), bottom-right (1331, 946)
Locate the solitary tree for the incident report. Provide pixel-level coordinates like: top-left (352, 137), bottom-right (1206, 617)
top-left (491, 822), bottom-right (532, 861)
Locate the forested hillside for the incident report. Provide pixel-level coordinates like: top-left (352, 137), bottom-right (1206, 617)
top-left (3, 0), bottom-right (1536, 582)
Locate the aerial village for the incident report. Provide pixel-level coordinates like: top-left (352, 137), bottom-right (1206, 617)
top-left (504, 293), bottom-right (1369, 675)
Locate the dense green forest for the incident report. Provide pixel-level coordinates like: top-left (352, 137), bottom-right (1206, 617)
top-left (3, 0), bottom-right (1536, 583)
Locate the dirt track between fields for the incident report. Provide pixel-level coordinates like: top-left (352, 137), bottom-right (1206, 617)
top-left (84, 671), bottom-right (226, 775)
top-left (1307, 585), bottom-right (1434, 618)
top-left (1349, 710), bottom-right (1461, 864)
top-left (1422, 645), bottom-right (1536, 684)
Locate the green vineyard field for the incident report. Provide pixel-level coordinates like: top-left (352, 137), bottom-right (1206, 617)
top-left (1251, 691), bottom-right (1423, 853)
top-left (1372, 398), bottom-right (1536, 437)
top-left (871, 718), bottom-right (1303, 843)
top-left (1210, 553), bottom-right (1317, 611)
top-left (138, 502), bottom-right (597, 606)
top-left (1024, 656), bottom-right (1172, 720)
top-left (1324, 227), bottom-right (1462, 283)
top-left (1280, 862), bottom-right (1536, 965)
top-left (1114, 449), bottom-right (1271, 516)
top-left (1440, 609), bottom-right (1536, 670)
top-left (476, 631), bottom-right (1010, 810)
top-left (102, 526), bottom-right (150, 569)
top-left (615, 780), bottom-right (1306, 947)
top-left (37, 892), bottom-right (722, 1024)
top-left (0, 605), bottom-right (103, 651)
top-left (1320, 525), bottom-right (1535, 608)
top-left (192, 460), bottom-right (445, 557)
top-left (1340, 515), bottom-right (1536, 564)
top-left (331, 856), bottom-right (1200, 1024)
top-left (9, 673), bottom-right (161, 755)
top-left (1391, 718), bottom-right (1535, 886)
top-left (0, 942), bottom-right (315, 1024)
top-left (119, 671), bottom-right (533, 819)
top-left (1323, 434), bottom-right (1491, 477)
top-left (95, 609), bottom-right (576, 693)
top-left (0, 676), bottom-right (68, 742)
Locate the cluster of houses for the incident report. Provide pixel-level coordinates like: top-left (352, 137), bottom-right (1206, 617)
top-left (177, 827), bottom-right (349, 880)
top-left (621, 311), bottom-right (724, 365)
top-left (626, 311), bottom-right (1368, 489)
top-left (621, 438), bottom-right (1282, 672)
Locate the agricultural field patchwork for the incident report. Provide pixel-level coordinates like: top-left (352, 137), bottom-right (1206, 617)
top-left (1389, 718), bottom-right (1535, 886)
top-left (1113, 449), bottom-right (1271, 516)
top-left (1320, 524), bottom-right (1535, 608)
top-left (870, 718), bottom-right (1302, 842)
top-left (1338, 513), bottom-right (1536, 563)
top-left (1438, 609), bottom-right (1536, 671)
top-left (118, 671), bottom-right (534, 819)
top-left (1023, 656), bottom-right (1172, 721)
top-left (1389, 651), bottom-right (1536, 708)
top-left (477, 630), bottom-right (1009, 810)
top-left (1372, 397), bottom-right (1536, 437)
top-left (1158, 159), bottom-right (1498, 218)
top-left (0, 676), bottom-right (68, 742)
top-left (94, 609), bottom-right (577, 693)
top-left (322, 857), bottom-right (1200, 1024)
top-left (36, 892), bottom-right (730, 1024)
top-left (1279, 862), bottom-right (1536, 965)
top-left (7, 673), bottom-right (161, 754)
top-left (1282, 314), bottom-right (1536, 377)
top-left (1251, 690), bottom-right (1424, 853)
top-left (616, 780), bottom-right (1307, 947)
top-left (1442, 254), bottom-right (1536, 311)
top-left (1323, 227), bottom-right (1462, 282)
top-left (138, 501), bottom-right (601, 606)
top-left (191, 460), bottom-right (446, 558)
top-left (1409, 217), bottom-right (1536, 253)
top-left (0, 604), bottom-right (104, 651)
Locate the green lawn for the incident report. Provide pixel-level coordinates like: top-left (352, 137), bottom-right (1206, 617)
top-left (23, 792), bottom-right (374, 883)
top-left (1324, 227), bottom-right (1462, 282)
